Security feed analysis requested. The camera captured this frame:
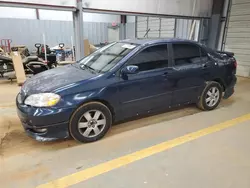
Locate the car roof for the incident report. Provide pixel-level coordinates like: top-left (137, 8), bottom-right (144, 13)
top-left (120, 38), bottom-right (199, 46)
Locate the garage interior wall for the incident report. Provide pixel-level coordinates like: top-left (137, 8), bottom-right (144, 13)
top-left (224, 0), bottom-right (250, 77)
top-left (0, 18), bottom-right (110, 50)
top-left (0, 7), bottom-right (136, 51)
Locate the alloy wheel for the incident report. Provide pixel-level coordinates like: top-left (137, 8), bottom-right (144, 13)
top-left (78, 110), bottom-right (106, 138)
top-left (205, 87), bottom-right (220, 107)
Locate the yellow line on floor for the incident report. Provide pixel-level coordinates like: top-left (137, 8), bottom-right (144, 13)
top-left (37, 113), bottom-right (250, 188)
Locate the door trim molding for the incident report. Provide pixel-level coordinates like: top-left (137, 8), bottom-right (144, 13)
top-left (123, 91), bottom-right (172, 104)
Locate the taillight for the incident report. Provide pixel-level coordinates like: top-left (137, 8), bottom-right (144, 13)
top-left (234, 61), bottom-right (237, 69)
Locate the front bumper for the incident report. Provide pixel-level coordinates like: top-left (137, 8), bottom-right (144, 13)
top-left (20, 120), bottom-right (69, 141)
top-left (223, 76), bottom-right (237, 99)
top-left (16, 101), bottom-right (75, 141)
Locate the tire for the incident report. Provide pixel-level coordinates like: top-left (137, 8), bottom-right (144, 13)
top-left (197, 81), bottom-right (223, 111)
top-left (69, 102), bottom-right (112, 143)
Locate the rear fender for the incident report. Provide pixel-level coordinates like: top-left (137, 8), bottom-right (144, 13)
top-left (213, 78), bottom-right (226, 91)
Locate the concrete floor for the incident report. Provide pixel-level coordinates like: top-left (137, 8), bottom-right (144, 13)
top-left (0, 77), bottom-right (250, 188)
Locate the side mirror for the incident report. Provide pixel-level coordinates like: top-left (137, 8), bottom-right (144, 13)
top-left (121, 65), bottom-right (139, 75)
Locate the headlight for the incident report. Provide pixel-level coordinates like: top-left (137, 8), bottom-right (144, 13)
top-left (24, 93), bottom-right (60, 107)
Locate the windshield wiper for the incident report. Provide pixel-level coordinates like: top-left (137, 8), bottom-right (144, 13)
top-left (101, 52), bottom-right (125, 57)
top-left (80, 64), bottom-right (97, 73)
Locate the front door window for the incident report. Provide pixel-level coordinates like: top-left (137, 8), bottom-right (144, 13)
top-left (129, 44), bottom-right (169, 72)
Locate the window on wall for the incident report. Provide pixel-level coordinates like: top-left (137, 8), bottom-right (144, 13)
top-left (129, 44), bottom-right (169, 72)
top-left (0, 7), bottom-right (36, 19)
top-left (136, 16), bottom-right (175, 38)
top-left (172, 43), bottom-right (201, 66)
top-left (39, 10), bottom-right (72, 21)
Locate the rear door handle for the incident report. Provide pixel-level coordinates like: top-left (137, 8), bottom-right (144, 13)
top-left (162, 72), bottom-right (168, 76)
top-left (202, 64), bottom-right (208, 69)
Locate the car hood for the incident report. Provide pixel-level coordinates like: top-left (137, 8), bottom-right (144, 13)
top-left (21, 64), bottom-right (98, 95)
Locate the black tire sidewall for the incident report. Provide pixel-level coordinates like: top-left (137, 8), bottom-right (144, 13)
top-left (201, 82), bottom-right (222, 111)
top-left (69, 102), bottom-right (112, 143)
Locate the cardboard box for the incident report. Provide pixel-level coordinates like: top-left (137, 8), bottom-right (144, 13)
top-left (84, 39), bottom-right (97, 56)
top-left (10, 52), bottom-right (26, 85)
top-left (84, 39), bottom-right (90, 56)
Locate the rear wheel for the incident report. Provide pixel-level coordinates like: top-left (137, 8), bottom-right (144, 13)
top-left (69, 102), bottom-right (112, 143)
top-left (197, 81), bottom-right (222, 111)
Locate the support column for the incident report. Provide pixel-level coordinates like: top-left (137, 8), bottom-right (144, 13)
top-left (207, 0), bottom-right (226, 49)
top-left (120, 15), bottom-right (127, 40)
top-left (73, 0), bottom-right (84, 60)
top-left (35, 9), bottom-right (40, 20)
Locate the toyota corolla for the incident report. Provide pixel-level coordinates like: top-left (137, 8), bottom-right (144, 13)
top-left (16, 39), bottom-right (237, 142)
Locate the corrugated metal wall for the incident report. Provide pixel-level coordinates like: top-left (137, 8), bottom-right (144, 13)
top-left (126, 23), bottom-right (136, 39)
top-left (224, 0), bottom-right (250, 77)
top-left (175, 19), bottom-right (193, 39)
top-left (0, 18), bottom-right (110, 51)
top-left (175, 19), bottom-right (201, 41)
top-left (83, 22), bottom-right (109, 44)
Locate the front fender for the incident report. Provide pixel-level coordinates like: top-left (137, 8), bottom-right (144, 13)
top-left (56, 86), bottom-right (119, 112)
top-left (56, 90), bottom-right (100, 108)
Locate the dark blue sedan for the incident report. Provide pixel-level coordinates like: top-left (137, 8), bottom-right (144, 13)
top-left (16, 39), bottom-right (237, 142)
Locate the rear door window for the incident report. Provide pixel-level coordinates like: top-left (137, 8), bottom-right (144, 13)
top-left (172, 43), bottom-right (201, 66)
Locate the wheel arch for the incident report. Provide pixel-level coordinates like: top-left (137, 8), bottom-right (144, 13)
top-left (92, 99), bottom-right (115, 117)
top-left (75, 98), bottom-right (115, 119)
top-left (213, 78), bottom-right (225, 91)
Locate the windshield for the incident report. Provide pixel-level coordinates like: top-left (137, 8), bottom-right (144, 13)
top-left (78, 42), bottom-right (138, 73)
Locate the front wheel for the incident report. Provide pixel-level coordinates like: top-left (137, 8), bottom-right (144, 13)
top-left (69, 102), bottom-right (112, 143)
top-left (197, 81), bottom-right (222, 111)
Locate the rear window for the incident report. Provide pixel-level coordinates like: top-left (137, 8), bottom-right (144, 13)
top-left (203, 45), bottom-right (223, 59)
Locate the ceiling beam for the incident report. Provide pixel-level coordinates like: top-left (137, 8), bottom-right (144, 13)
top-left (82, 8), bottom-right (210, 20)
